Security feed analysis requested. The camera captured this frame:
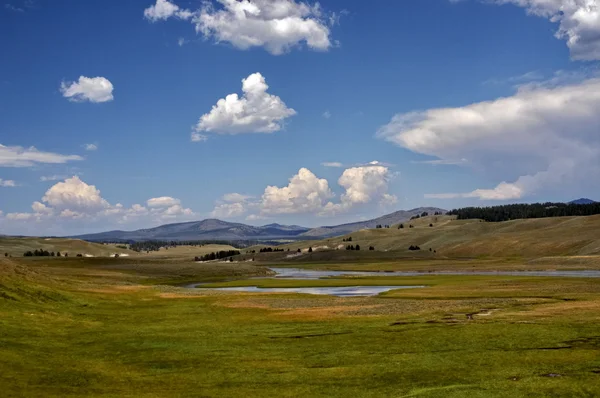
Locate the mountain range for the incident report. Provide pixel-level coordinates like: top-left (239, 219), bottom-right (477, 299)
top-left (72, 207), bottom-right (446, 242)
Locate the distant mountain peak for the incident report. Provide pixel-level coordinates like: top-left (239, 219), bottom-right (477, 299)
top-left (569, 198), bottom-right (596, 205)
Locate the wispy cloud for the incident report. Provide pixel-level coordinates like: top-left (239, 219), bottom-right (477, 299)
top-left (83, 143), bottom-right (98, 151)
top-left (482, 70), bottom-right (545, 86)
top-left (321, 162), bottom-right (343, 168)
top-left (5, 4), bottom-right (24, 12)
top-left (412, 158), bottom-right (468, 166)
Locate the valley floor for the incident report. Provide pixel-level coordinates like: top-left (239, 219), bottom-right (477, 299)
top-left (1, 256), bottom-right (600, 397)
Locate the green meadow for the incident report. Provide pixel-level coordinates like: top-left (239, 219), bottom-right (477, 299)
top-left (2, 254), bottom-right (600, 397)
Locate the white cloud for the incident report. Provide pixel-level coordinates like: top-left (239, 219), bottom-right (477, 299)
top-left (260, 168), bottom-right (334, 215)
top-left (190, 132), bottom-right (208, 142)
top-left (162, 204), bottom-right (194, 218)
top-left (378, 77), bottom-right (600, 200)
top-left (83, 143), bottom-right (98, 151)
top-left (210, 193), bottom-right (255, 218)
top-left (193, 72), bottom-right (295, 137)
top-left (0, 179), bottom-right (16, 187)
top-left (0, 144), bottom-right (83, 167)
top-left (177, 37), bottom-right (187, 46)
top-left (144, 0), bottom-right (192, 22)
top-left (6, 213), bottom-right (33, 221)
top-left (322, 110), bottom-right (331, 119)
top-left (321, 164), bottom-right (397, 214)
top-left (484, 0), bottom-right (600, 61)
top-left (42, 176), bottom-right (110, 211)
top-left (209, 164), bottom-right (398, 220)
top-left (60, 76), bottom-right (114, 103)
top-left (321, 162), bottom-right (343, 168)
top-left (3, 177), bottom-right (195, 232)
top-left (425, 182), bottom-right (523, 200)
top-left (144, 0), bottom-right (334, 55)
top-left (40, 175), bottom-right (68, 182)
top-left (211, 202), bottom-right (247, 218)
top-left (222, 193), bottom-right (253, 203)
top-left (147, 196), bottom-right (181, 208)
top-left (194, 0), bottom-right (332, 55)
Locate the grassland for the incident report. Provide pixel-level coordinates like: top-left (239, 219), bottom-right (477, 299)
top-left (2, 253), bottom-right (600, 397)
top-left (0, 237), bottom-right (238, 261)
top-left (243, 215), bottom-right (600, 269)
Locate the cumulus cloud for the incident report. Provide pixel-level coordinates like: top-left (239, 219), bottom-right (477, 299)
top-left (0, 144), bottom-right (83, 167)
top-left (260, 168), bottom-right (334, 215)
top-left (321, 164), bottom-right (397, 215)
top-left (0, 179), bottom-right (16, 187)
top-left (3, 177), bottom-right (196, 231)
top-left (225, 164), bottom-right (397, 219)
top-left (478, 0), bottom-right (600, 61)
top-left (60, 76), bottom-right (114, 103)
top-left (193, 72), bottom-right (295, 138)
top-left (147, 196), bottom-right (181, 208)
top-left (42, 176), bottom-right (110, 211)
top-left (84, 143), bottom-right (98, 151)
top-left (378, 77), bottom-right (600, 200)
top-left (194, 0), bottom-right (332, 55)
top-left (144, 0), bottom-right (334, 54)
top-left (210, 193), bottom-right (255, 218)
top-left (144, 0), bottom-right (192, 21)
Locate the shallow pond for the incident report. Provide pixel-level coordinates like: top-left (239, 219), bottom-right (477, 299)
top-left (213, 285), bottom-right (424, 297)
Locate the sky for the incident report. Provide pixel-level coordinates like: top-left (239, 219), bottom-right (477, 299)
top-left (1, 0), bottom-right (600, 235)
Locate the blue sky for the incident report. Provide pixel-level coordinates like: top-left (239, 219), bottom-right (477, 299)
top-left (1, 0), bottom-right (599, 235)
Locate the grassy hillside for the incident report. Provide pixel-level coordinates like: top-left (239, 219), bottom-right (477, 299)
top-left (0, 238), bottom-right (239, 259)
top-left (0, 237), bottom-right (139, 258)
top-left (255, 215), bottom-right (600, 260)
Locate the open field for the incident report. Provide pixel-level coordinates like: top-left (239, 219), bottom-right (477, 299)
top-left (2, 255), bottom-right (600, 397)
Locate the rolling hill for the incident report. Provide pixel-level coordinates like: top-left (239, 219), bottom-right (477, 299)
top-left (0, 237), bottom-right (138, 258)
top-left (71, 207), bottom-right (446, 242)
top-left (263, 214), bottom-right (600, 261)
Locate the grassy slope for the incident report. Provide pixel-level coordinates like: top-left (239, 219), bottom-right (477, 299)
top-left (0, 238), bottom-right (238, 259)
top-left (1, 257), bottom-right (600, 397)
top-left (252, 215), bottom-right (600, 261)
top-left (0, 237), bottom-right (139, 258)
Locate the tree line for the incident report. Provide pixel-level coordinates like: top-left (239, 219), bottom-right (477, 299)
top-left (23, 249), bottom-right (67, 257)
top-left (447, 202), bottom-right (600, 222)
top-left (194, 250), bottom-right (241, 262)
